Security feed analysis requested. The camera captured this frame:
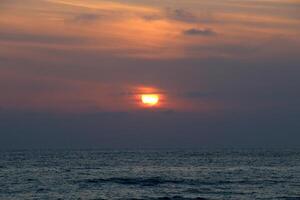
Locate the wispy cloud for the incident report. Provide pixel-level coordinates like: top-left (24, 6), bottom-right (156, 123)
top-left (0, 30), bottom-right (86, 45)
top-left (183, 91), bottom-right (212, 98)
top-left (47, 0), bottom-right (157, 13)
top-left (72, 13), bottom-right (101, 23)
top-left (167, 8), bottom-right (198, 23)
top-left (183, 28), bottom-right (216, 36)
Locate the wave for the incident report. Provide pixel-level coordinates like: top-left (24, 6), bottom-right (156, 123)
top-left (129, 196), bottom-right (208, 200)
top-left (82, 177), bottom-right (182, 186)
top-left (90, 197), bottom-right (208, 200)
top-left (79, 176), bottom-right (285, 187)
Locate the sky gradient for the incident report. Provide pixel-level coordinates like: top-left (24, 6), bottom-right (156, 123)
top-left (0, 0), bottom-right (300, 148)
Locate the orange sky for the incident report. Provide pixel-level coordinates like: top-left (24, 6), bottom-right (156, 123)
top-left (0, 0), bottom-right (299, 113)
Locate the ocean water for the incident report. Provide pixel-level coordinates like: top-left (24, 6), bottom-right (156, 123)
top-left (0, 149), bottom-right (299, 200)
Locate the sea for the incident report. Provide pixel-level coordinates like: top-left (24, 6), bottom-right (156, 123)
top-left (0, 149), bottom-right (299, 200)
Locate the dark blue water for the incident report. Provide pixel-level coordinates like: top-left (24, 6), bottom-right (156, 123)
top-left (0, 149), bottom-right (299, 200)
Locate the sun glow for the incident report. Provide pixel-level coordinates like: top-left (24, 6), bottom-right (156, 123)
top-left (141, 94), bottom-right (159, 106)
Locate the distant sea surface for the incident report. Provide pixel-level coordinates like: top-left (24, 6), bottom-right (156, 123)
top-left (0, 149), bottom-right (299, 200)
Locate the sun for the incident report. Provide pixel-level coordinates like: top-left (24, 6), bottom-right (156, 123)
top-left (141, 94), bottom-right (159, 106)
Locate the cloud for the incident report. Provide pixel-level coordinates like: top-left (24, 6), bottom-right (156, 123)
top-left (183, 91), bottom-right (212, 98)
top-left (0, 30), bottom-right (86, 45)
top-left (118, 91), bottom-right (167, 96)
top-left (72, 13), bottom-right (101, 23)
top-left (143, 8), bottom-right (217, 24)
top-left (142, 14), bottom-right (163, 21)
top-left (183, 28), bottom-right (216, 36)
top-left (167, 8), bottom-right (198, 23)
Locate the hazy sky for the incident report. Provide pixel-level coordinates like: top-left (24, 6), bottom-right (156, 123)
top-left (0, 0), bottom-right (300, 148)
